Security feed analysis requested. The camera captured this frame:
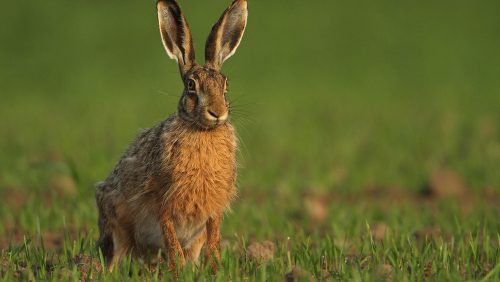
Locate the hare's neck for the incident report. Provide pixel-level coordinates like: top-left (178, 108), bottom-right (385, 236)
top-left (162, 115), bottom-right (237, 152)
top-left (171, 115), bottom-right (235, 136)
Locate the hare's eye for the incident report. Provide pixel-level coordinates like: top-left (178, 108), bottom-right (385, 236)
top-left (187, 79), bottom-right (196, 93)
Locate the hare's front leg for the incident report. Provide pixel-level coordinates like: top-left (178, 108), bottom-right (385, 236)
top-left (161, 217), bottom-right (185, 270)
top-left (108, 228), bottom-right (131, 272)
top-left (205, 215), bottom-right (221, 272)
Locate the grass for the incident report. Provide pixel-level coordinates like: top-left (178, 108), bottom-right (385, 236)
top-left (0, 0), bottom-right (499, 280)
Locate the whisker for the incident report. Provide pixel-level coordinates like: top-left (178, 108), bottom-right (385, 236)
top-left (153, 89), bottom-right (179, 100)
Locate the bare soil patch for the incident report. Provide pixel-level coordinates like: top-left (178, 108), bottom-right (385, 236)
top-left (247, 240), bottom-right (276, 263)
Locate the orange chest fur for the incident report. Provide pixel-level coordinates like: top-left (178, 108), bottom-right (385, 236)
top-left (159, 125), bottom-right (237, 222)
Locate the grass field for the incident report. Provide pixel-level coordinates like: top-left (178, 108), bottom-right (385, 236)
top-left (1, 0), bottom-right (499, 280)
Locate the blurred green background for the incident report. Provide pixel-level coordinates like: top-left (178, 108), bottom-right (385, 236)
top-left (1, 0), bottom-right (499, 234)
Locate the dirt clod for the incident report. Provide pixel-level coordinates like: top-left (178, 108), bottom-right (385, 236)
top-left (0, 256), bottom-right (8, 276)
top-left (285, 266), bottom-right (314, 282)
top-left (379, 264), bottom-right (393, 281)
top-left (2, 187), bottom-right (29, 211)
top-left (220, 239), bottom-right (232, 251)
top-left (413, 226), bottom-right (441, 242)
top-left (371, 223), bottom-right (389, 241)
top-left (72, 254), bottom-right (102, 276)
top-left (424, 260), bottom-right (433, 279)
top-left (50, 174), bottom-right (77, 197)
top-left (303, 194), bottom-right (329, 223)
top-left (247, 240), bottom-right (276, 263)
top-left (40, 231), bottom-right (66, 250)
top-left (423, 168), bottom-right (468, 199)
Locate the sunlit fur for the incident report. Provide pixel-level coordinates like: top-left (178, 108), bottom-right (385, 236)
top-left (95, 115), bottom-right (237, 266)
top-left (95, 0), bottom-right (247, 273)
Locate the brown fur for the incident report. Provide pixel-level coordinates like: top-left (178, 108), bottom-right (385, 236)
top-left (96, 116), bottom-right (237, 269)
top-left (95, 0), bottom-right (248, 272)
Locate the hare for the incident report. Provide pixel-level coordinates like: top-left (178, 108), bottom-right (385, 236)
top-left (95, 0), bottom-right (248, 272)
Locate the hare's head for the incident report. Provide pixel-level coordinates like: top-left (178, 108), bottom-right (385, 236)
top-left (157, 0), bottom-right (248, 129)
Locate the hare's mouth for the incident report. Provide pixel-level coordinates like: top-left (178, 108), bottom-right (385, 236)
top-left (198, 118), bottom-right (228, 130)
top-left (178, 108), bottom-right (228, 130)
top-left (196, 109), bottom-right (228, 128)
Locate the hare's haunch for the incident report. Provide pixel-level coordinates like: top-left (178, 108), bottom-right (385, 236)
top-left (95, 0), bottom-right (248, 272)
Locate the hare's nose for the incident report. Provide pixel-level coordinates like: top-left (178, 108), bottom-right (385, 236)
top-left (206, 110), bottom-right (228, 121)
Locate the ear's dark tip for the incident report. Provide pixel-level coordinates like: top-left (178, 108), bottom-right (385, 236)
top-left (231, 0), bottom-right (248, 10)
top-left (157, 0), bottom-right (180, 9)
top-left (157, 0), bottom-right (184, 20)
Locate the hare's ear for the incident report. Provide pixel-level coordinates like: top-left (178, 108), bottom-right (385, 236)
top-left (157, 0), bottom-right (196, 76)
top-left (205, 0), bottom-right (248, 70)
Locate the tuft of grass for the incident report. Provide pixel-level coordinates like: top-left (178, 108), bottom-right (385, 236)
top-left (1, 224), bottom-right (498, 280)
